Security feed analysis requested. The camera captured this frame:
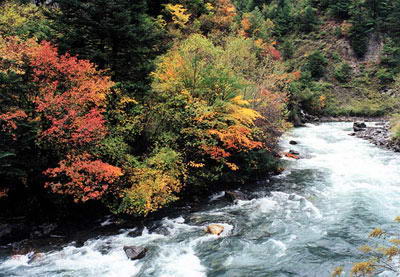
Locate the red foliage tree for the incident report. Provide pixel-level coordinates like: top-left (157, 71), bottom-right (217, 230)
top-left (44, 153), bottom-right (123, 202)
top-left (0, 37), bottom-right (122, 202)
top-left (29, 41), bottom-right (112, 146)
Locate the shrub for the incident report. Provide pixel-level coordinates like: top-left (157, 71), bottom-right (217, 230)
top-left (334, 63), bottom-right (353, 83)
top-left (304, 51), bottom-right (328, 79)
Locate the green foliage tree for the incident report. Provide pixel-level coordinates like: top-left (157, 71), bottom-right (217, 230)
top-left (385, 0), bottom-right (400, 42)
top-left (328, 0), bottom-right (351, 19)
top-left (52, 0), bottom-right (165, 95)
top-left (334, 63), bottom-right (353, 83)
top-left (349, 9), bottom-right (372, 58)
top-left (264, 0), bottom-right (294, 37)
top-left (298, 6), bottom-right (319, 33)
top-left (304, 50), bottom-right (328, 79)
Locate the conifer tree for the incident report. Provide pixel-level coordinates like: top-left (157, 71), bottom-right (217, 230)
top-left (52, 0), bottom-right (164, 95)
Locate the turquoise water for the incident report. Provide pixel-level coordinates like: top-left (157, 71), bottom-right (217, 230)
top-left (1, 122), bottom-right (400, 277)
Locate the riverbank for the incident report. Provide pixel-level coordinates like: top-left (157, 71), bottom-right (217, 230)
top-left (2, 122), bottom-right (400, 276)
top-left (2, 119), bottom-right (400, 268)
top-left (346, 120), bottom-right (400, 152)
top-left (307, 115), bottom-right (400, 152)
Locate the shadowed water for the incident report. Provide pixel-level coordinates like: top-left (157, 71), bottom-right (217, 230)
top-left (1, 122), bottom-right (400, 277)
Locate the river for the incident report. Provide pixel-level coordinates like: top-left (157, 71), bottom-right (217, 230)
top-left (1, 122), bottom-right (400, 276)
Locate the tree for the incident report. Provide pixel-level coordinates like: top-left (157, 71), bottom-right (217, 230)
top-left (52, 0), bottom-right (164, 95)
top-left (0, 0), bottom-right (53, 40)
top-left (0, 37), bottom-right (121, 203)
top-left (333, 217), bottom-right (400, 276)
top-left (304, 51), bottom-right (328, 79)
top-left (298, 6), bottom-right (319, 33)
top-left (349, 10), bottom-right (372, 58)
top-left (328, 0), bottom-right (351, 20)
top-left (385, 0), bottom-right (400, 42)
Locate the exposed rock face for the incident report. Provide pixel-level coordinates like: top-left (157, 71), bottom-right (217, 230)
top-left (205, 224), bottom-right (224, 235)
top-left (123, 246), bottom-right (147, 260)
top-left (224, 191), bottom-right (248, 203)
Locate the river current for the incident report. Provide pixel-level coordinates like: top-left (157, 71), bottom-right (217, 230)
top-left (1, 122), bottom-right (400, 276)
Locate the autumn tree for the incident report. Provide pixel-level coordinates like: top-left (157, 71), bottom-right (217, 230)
top-left (144, 34), bottom-right (287, 189)
top-left (0, 37), bottom-right (121, 203)
top-left (0, 0), bottom-right (53, 40)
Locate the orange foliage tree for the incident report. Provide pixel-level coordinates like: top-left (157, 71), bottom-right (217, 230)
top-left (0, 37), bottom-right (122, 202)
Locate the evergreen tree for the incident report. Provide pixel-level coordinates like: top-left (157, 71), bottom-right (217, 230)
top-left (328, 0), bottom-right (350, 19)
top-left (52, 0), bottom-right (164, 95)
top-left (385, 0), bottom-right (400, 41)
top-left (349, 6), bottom-right (372, 58)
top-left (268, 0), bottom-right (294, 36)
top-left (304, 50), bottom-right (328, 79)
top-left (298, 6), bottom-right (319, 33)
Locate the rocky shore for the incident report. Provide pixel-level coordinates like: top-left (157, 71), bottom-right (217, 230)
top-left (350, 121), bottom-right (400, 152)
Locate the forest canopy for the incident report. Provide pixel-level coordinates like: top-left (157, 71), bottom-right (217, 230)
top-left (1, 0), bottom-right (400, 218)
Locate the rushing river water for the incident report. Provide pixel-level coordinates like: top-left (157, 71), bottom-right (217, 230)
top-left (1, 122), bottom-right (400, 277)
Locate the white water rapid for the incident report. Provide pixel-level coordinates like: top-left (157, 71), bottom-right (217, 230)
top-left (1, 122), bottom-right (400, 276)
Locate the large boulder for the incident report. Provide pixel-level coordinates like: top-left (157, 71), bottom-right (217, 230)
top-left (224, 191), bottom-right (248, 202)
top-left (353, 122), bottom-right (367, 132)
top-left (123, 246), bottom-right (147, 260)
top-left (205, 224), bottom-right (224, 235)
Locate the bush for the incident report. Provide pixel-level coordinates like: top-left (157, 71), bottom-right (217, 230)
top-left (334, 63), bottom-right (353, 83)
top-left (377, 68), bottom-right (395, 85)
top-left (304, 51), bottom-right (328, 79)
top-left (390, 114), bottom-right (400, 139)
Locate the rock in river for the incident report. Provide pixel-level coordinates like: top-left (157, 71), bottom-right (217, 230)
top-left (353, 122), bottom-right (367, 132)
top-left (123, 246), bottom-right (147, 260)
top-left (205, 224), bottom-right (224, 235)
top-left (224, 191), bottom-right (248, 202)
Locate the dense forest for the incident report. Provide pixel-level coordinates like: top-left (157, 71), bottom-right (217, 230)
top-left (1, 0), bottom-right (400, 221)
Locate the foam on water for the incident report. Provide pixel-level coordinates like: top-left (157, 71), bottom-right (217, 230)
top-left (2, 122), bottom-right (400, 276)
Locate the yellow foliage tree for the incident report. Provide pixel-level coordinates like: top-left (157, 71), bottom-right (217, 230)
top-left (0, 0), bottom-right (52, 40)
top-left (164, 4), bottom-right (191, 27)
top-left (333, 217), bottom-right (400, 276)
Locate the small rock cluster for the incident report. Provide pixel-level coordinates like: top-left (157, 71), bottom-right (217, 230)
top-left (352, 121), bottom-right (400, 152)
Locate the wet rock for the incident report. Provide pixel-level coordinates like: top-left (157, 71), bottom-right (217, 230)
top-left (0, 223), bottom-right (30, 245)
top-left (27, 252), bottom-right (44, 264)
top-left (149, 225), bottom-right (170, 236)
top-left (127, 225), bottom-right (145, 237)
top-left (289, 140), bottom-right (298, 145)
top-left (348, 132), bottom-right (356, 136)
top-left (123, 246), bottom-right (147, 260)
top-left (353, 122), bottom-right (367, 132)
top-left (353, 121), bottom-right (400, 153)
top-left (31, 223), bottom-right (57, 239)
top-left (205, 224), bottom-right (224, 235)
top-left (224, 191), bottom-right (248, 202)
